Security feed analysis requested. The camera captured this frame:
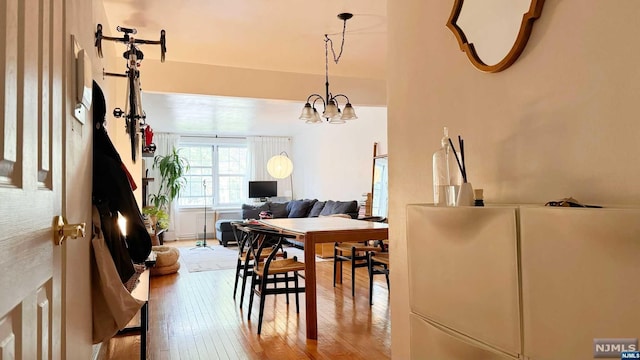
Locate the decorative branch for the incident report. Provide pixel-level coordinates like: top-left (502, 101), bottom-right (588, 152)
top-left (458, 135), bottom-right (467, 183)
top-left (448, 138), bottom-right (465, 183)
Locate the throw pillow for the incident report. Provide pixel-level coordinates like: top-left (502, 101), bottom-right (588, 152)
top-left (332, 200), bottom-right (358, 216)
top-left (269, 202), bottom-right (289, 218)
top-left (242, 203), bottom-right (270, 220)
top-left (308, 201), bottom-right (326, 217)
top-left (319, 200), bottom-right (337, 216)
top-left (319, 200), bottom-right (358, 218)
top-left (287, 199), bottom-right (317, 218)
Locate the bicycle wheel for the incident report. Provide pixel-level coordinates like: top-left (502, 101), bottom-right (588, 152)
top-left (128, 50), bottom-right (138, 162)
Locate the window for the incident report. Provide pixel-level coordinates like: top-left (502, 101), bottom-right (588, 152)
top-left (177, 143), bottom-right (248, 208)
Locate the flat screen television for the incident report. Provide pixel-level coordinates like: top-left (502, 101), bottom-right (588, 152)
top-left (248, 181), bottom-right (277, 199)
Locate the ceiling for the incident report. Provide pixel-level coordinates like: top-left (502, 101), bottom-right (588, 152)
top-left (101, 0), bottom-right (388, 136)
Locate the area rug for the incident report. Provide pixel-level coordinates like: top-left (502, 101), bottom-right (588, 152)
top-left (178, 244), bottom-right (329, 273)
top-left (178, 245), bottom-right (239, 272)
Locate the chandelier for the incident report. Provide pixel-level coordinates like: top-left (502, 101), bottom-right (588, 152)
top-left (299, 13), bottom-right (358, 124)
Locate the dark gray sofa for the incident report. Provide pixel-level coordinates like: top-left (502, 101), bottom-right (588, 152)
top-left (215, 199), bottom-right (358, 246)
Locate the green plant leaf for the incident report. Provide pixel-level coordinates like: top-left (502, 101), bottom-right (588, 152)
top-left (148, 147), bottom-right (190, 228)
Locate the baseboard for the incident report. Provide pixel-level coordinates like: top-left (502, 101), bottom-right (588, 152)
top-left (178, 232), bottom-right (216, 240)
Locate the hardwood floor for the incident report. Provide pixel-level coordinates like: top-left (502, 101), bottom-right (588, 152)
top-left (102, 241), bottom-right (391, 360)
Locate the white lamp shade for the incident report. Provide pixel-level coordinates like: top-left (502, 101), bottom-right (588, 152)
top-left (323, 100), bottom-right (340, 119)
top-left (299, 103), bottom-right (315, 121)
top-left (306, 108), bottom-right (323, 124)
top-left (267, 155), bottom-right (293, 179)
top-left (313, 109), bottom-right (323, 123)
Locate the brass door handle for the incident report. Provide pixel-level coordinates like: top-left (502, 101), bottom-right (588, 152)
top-left (54, 216), bottom-right (86, 245)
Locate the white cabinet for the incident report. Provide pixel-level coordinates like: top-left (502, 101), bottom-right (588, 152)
top-left (407, 205), bottom-right (521, 357)
top-left (520, 206), bottom-right (640, 359)
top-left (407, 204), bottom-right (640, 360)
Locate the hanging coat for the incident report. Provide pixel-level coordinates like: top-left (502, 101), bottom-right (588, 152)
top-left (92, 81), bottom-right (151, 282)
top-left (90, 81), bottom-right (151, 343)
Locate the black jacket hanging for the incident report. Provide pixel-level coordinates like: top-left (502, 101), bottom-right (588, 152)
top-left (92, 81), bottom-right (151, 283)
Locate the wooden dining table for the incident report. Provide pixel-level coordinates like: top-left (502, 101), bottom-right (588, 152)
top-left (258, 216), bottom-right (389, 340)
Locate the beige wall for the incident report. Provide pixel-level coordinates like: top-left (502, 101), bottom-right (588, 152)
top-left (388, 1), bottom-right (640, 358)
top-left (62, 0), bottom-right (119, 357)
top-left (137, 59), bottom-right (387, 107)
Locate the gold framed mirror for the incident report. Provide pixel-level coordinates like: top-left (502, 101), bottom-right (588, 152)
top-left (446, 0), bottom-right (545, 73)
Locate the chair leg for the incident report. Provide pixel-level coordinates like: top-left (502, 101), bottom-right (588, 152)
top-left (248, 272), bottom-right (256, 320)
top-left (294, 272), bottom-right (300, 314)
top-left (285, 272), bottom-right (290, 304)
top-left (240, 259), bottom-right (252, 309)
top-left (351, 248), bottom-right (357, 297)
top-left (257, 275), bottom-right (268, 335)
top-left (368, 253), bottom-right (374, 306)
top-left (385, 265), bottom-right (390, 290)
top-left (333, 244), bottom-right (338, 287)
top-left (233, 258), bottom-right (242, 299)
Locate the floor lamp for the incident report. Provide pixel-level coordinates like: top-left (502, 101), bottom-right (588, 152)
top-left (267, 152), bottom-right (294, 199)
top-left (192, 178), bottom-right (213, 250)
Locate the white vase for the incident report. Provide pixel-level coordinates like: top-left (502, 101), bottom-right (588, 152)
top-left (456, 182), bottom-right (474, 206)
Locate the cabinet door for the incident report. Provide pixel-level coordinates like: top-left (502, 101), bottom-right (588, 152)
top-left (410, 314), bottom-right (518, 360)
top-left (407, 205), bottom-right (521, 355)
top-left (521, 207), bottom-right (640, 359)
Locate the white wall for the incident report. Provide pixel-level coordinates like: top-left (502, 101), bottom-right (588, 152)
top-left (389, 1), bottom-right (640, 358)
top-left (291, 106), bottom-right (387, 201)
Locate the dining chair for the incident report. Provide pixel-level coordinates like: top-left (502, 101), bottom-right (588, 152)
top-left (333, 216), bottom-right (387, 297)
top-left (231, 222), bottom-right (286, 309)
top-left (367, 250), bottom-right (390, 305)
top-left (246, 228), bottom-right (305, 335)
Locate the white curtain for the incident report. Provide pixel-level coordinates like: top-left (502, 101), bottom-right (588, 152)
top-left (247, 136), bottom-right (293, 199)
top-left (144, 133), bottom-right (181, 236)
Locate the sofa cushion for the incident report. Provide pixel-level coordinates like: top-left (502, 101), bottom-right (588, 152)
top-left (319, 200), bottom-right (358, 218)
top-left (308, 201), bottom-right (326, 217)
top-left (269, 202), bottom-right (289, 218)
top-left (242, 203), bottom-right (270, 220)
top-left (287, 199), bottom-right (317, 218)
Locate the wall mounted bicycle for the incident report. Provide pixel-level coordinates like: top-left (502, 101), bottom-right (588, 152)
top-left (94, 24), bottom-right (166, 162)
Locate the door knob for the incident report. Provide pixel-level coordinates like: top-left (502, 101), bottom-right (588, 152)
top-left (54, 216), bottom-right (86, 245)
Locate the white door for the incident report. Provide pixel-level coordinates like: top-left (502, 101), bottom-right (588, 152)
top-left (0, 0), bottom-right (66, 358)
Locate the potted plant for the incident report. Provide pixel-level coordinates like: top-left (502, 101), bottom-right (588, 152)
top-left (142, 206), bottom-right (169, 231)
top-left (147, 147), bottom-right (190, 232)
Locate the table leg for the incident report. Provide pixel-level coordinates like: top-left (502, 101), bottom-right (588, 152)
top-left (335, 252), bottom-right (342, 284)
top-left (140, 302), bottom-right (148, 360)
top-left (303, 234), bottom-right (318, 340)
